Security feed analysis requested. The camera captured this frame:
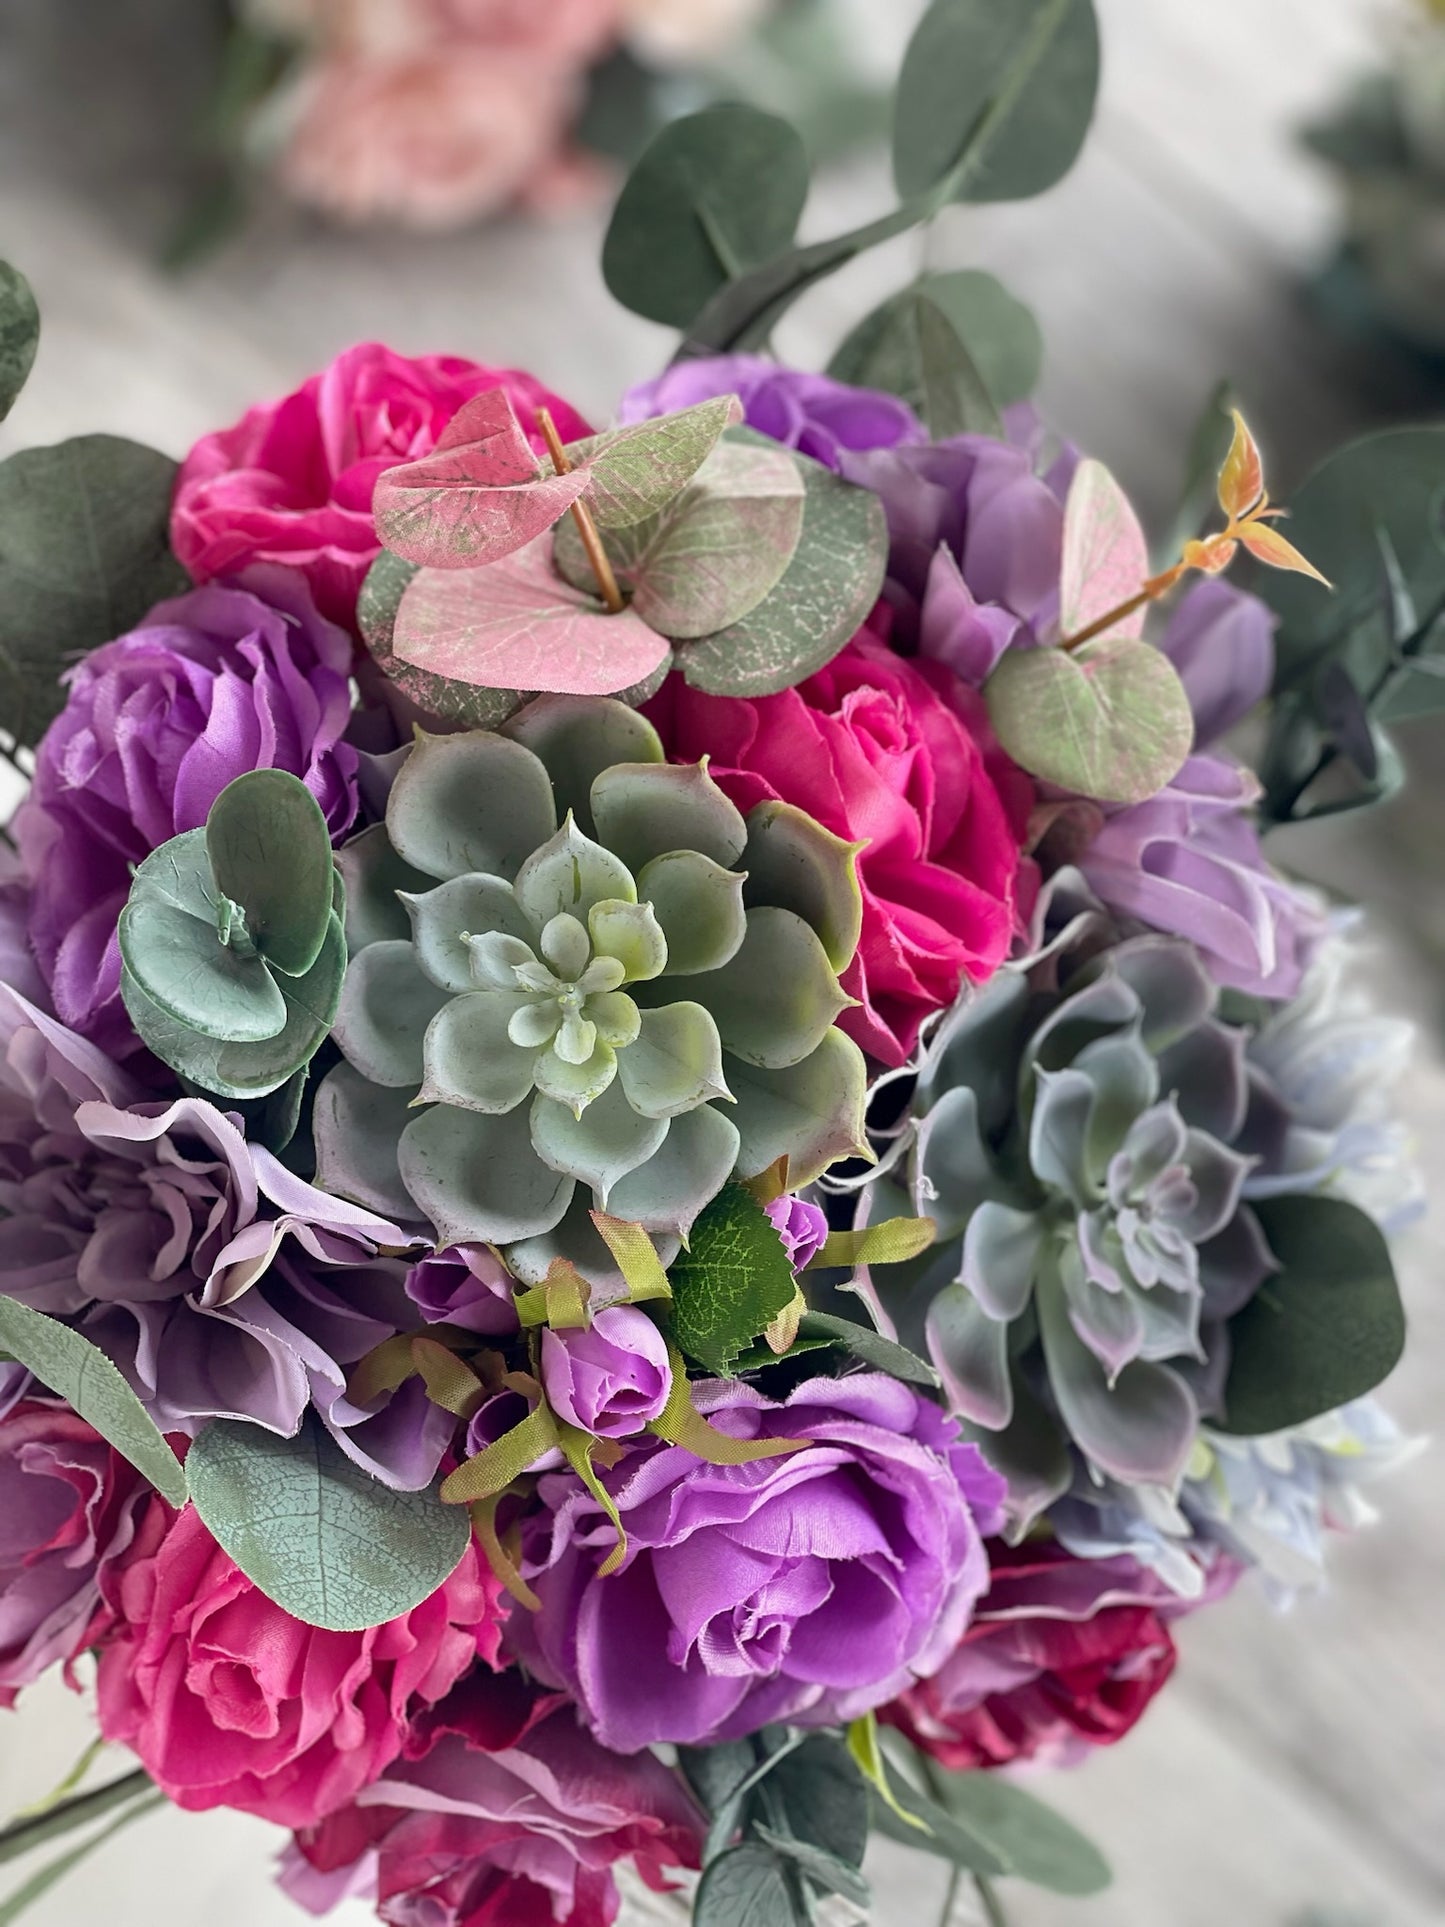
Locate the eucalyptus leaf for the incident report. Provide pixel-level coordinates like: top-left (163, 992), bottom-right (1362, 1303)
top-left (603, 105), bottom-right (809, 329)
top-left (866, 1773), bottom-right (1009, 1878)
top-left (1218, 1196), bottom-right (1406, 1436)
top-left (679, 453), bottom-right (888, 697)
top-left (0, 435), bottom-right (186, 748)
top-left (829, 288), bottom-right (1002, 439)
top-left (357, 547), bottom-right (529, 731)
top-left (667, 1181), bottom-right (801, 1375)
top-left (563, 396), bottom-right (742, 530)
top-left (185, 1416), bottom-right (470, 1632)
top-left (939, 1771), bottom-right (1112, 1895)
top-left (768, 1734), bottom-right (870, 1871)
top-left (0, 260), bottom-right (39, 423)
top-left (894, 0), bottom-right (1100, 204)
top-left (985, 639), bottom-right (1194, 804)
top-left (206, 770), bottom-right (336, 977)
top-left (0, 1296), bottom-right (186, 1505)
top-left (921, 269), bottom-right (1044, 406)
top-left (752, 1826), bottom-right (871, 1908)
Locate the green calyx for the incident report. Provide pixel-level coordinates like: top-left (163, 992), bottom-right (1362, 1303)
top-left (119, 769), bottom-right (345, 1099)
top-left (317, 697), bottom-right (869, 1268)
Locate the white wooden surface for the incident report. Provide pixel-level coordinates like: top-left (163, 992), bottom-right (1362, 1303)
top-left (0, 2), bottom-right (1442, 1923)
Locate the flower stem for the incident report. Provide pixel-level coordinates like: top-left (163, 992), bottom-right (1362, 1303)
top-left (0, 1771), bottom-right (153, 1867)
top-left (1058, 565), bottom-right (1184, 653)
top-left (535, 409), bottom-right (625, 615)
top-left (975, 1875), bottom-right (1010, 1927)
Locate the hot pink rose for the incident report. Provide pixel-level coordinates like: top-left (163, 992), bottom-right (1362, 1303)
top-left (647, 628), bottom-right (1035, 1067)
top-left (171, 343), bottom-right (590, 627)
top-left (0, 1402), bottom-right (151, 1705)
top-left (95, 1502), bottom-right (507, 1829)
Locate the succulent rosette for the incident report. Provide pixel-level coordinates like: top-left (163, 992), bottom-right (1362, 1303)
top-left (316, 694), bottom-right (868, 1277)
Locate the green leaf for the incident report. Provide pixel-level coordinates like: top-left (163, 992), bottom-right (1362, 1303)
top-left (679, 447), bottom-right (888, 697)
top-left (563, 396), bottom-right (742, 530)
top-left (0, 435), bottom-right (186, 749)
top-left (206, 770), bottom-right (337, 977)
top-left (185, 1415), bottom-right (471, 1632)
top-left (0, 1791), bottom-right (166, 1926)
top-left (768, 1734), bottom-right (870, 1871)
top-left (0, 1770), bottom-right (152, 1869)
top-left (984, 638), bottom-right (1195, 804)
top-left (357, 548), bottom-right (528, 732)
top-left (752, 1826), bottom-right (871, 1908)
top-left (939, 1771), bottom-right (1112, 1896)
top-left (667, 1182), bottom-right (802, 1375)
top-left (0, 1297), bottom-right (186, 1504)
top-left (694, 1841), bottom-right (805, 1927)
top-left (739, 800), bottom-right (862, 975)
top-left (603, 105), bottom-right (810, 329)
top-left (921, 269), bottom-right (1045, 406)
top-left (796, 1311), bottom-right (941, 1387)
top-left (894, 0), bottom-right (1100, 204)
top-left (0, 261), bottom-right (39, 424)
top-left (1218, 1196), bottom-right (1406, 1436)
top-left (697, 907), bottom-right (852, 1070)
top-left (554, 438), bottom-right (806, 639)
top-left (729, 1029), bottom-right (871, 1190)
top-left (866, 1772), bottom-right (1009, 1877)
top-left (829, 288), bottom-right (1003, 439)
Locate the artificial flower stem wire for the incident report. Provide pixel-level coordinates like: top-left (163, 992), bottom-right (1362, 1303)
top-left (0, 1769), bottom-right (152, 1867)
top-left (1058, 564), bottom-right (1185, 653)
top-left (535, 409), bottom-right (626, 615)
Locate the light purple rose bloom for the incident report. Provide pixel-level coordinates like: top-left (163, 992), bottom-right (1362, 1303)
top-left (404, 1245), bottom-right (519, 1336)
top-left (15, 568), bottom-right (359, 1058)
top-left (0, 1400), bottom-right (151, 1705)
top-left (541, 1306), bottom-right (672, 1441)
top-left (619, 354), bottom-right (925, 472)
top-left (1076, 579), bottom-right (1325, 999)
top-left (764, 1193), bottom-right (829, 1271)
top-left (509, 1373), bottom-right (1007, 1753)
top-left (0, 984), bottom-right (452, 1490)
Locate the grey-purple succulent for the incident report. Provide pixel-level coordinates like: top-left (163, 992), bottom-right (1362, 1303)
top-left (315, 694), bottom-right (868, 1283)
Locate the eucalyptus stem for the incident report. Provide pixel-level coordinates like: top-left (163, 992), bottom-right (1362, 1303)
top-left (974, 1875), bottom-right (1010, 1927)
top-left (0, 1771), bottom-right (152, 1867)
top-left (535, 409), bottom-right (625, 615)
top-left (938, 1864), bottom-right (964, 1925)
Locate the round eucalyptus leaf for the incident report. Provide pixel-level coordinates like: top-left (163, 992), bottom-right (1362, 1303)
top-left (206, 770), bottom-right (337, 977)
top-left (1218, 1196), bottom-right (1406, 1436)
top-left (185, 1417), bottom-right (471, 1633)
top-left (603, 104), bottom-right (810, 328)
top-left (0, 260), bottom-right (40, 423)
top-left (357, 546), bottom-right (531, 732)
top-left (922, 268), bottom-right (1044, 404)
top-left (895, 0), bottom-right (1100, 205)
top-left (985, 639), bottom-right (1194, 804)
top-left (829, 289), bottom-right (1002, 439)
top-left (120, 831), bottom-right (287, 1043)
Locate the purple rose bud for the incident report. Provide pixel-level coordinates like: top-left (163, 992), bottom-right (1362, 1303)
top-left (405, 1246), bottom-right (518, 1337)
top-left (765, 1195), bottom-right (830, 1272)
top-left (540, 1307), bottom-right (672, 1441)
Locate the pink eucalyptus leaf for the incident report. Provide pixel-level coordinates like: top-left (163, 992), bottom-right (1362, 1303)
top-left (1060, 457), bottom-right (1150, 642)
top-left (393, 537), bottom-right (672, 695)
top-left (375, 389), bottom-right (590, 571)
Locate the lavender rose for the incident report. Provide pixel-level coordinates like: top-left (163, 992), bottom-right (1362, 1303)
top-left (404, 1245), bottom-right (519, 1336)
top-left (509, 1374), bottom-right (1007, 1753)
top-left (541, 1306), bottom-right (672, 1441)
top-left (765, 1194), bottom-right (830, 1271)
top-left (0, 985), bottom-right (450, 1490)
top-left (620, 354), bottom-right (925, 472)
top-left (0, 1402), bottom-right (151, 1703)
top-left (16, 569), bottom-right (358, 1057)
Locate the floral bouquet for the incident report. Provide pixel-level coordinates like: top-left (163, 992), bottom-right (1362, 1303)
top-left (0, 2), bottom-right (1431, 1923)
top-left (179, 0), bottom-right (878, 246)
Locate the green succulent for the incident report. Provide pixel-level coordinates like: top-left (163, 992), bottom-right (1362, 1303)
top-left (316, 694), bottom-right (869, 1281)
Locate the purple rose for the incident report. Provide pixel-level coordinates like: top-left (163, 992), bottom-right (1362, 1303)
top-left (404, 1245), bottom-right (518, 1336)
top-left (764, 1194), bottom-right (830, 1271)
top-left (509, 1373), bottom-right (1007, 1753)
top-left (0, 984), bottom-right (450, 1490)
top-left (16, 568), bottom-right (359, 1058)
top-left (620, 354), bottom-right (924, 472)
top-left (0, 1401), bottom-right (150, 1704)
top-left (541, 1306), bottom-right (672, 1440)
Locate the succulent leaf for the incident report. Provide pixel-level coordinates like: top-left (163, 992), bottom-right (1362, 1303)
top-left (333, 940), bottom-right (449, 1089)
top-left (503, 693), bottom-right (664, 836)
top-left (403, 875), bottom-right (535, 993)
top-left (590, 760), bottom-right (747, 873)
top-left (388, 729), bottom-right (557, 883)
top-left (697, 907), bottom-right (854, 1069)
top-left (636, 851), bottom-right (748, 975)
top-left (400, 1100), bottom-right (574, 1247)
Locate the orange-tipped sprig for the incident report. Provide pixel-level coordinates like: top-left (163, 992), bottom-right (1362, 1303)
top-left (1061, 411), bottom-right (1329, 653)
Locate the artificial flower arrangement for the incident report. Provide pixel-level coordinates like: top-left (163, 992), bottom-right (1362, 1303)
top-left (181, 0), bottom-right (876, 245)
top-left (1305, 0), bottom-right (1445, 362)
top-left (0, 2), bottom-right (1432, 1922)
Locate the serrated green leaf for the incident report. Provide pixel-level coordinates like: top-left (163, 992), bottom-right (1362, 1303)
top-left (985, 638), bottom-right (1194, 804)
top-left (603, 105), bottom-right (810, 330)
top-left (667, 1182), bottom-right (801, 1375)
top-left (679, 454), bottom-right (888, 697)
top-left (1218, 1195), bottom-right (1405, 1436)
top-left (0, 1297), bottom-right (186, 1505)
top-left (206, 770), bottom-right (336, 977)
top-left (829, 288), bottom-right (1002, 439)
top-left (186, 1415), bottom-right (471, 1632)
top-left (0, 435), bottom-right (186, 749)
top-left (894, 0), bottom-right (1100, 205)
top-left (694, 1841), bottom-right (804, 1927)
top-left (0, 261), bottom-right (39, 424)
